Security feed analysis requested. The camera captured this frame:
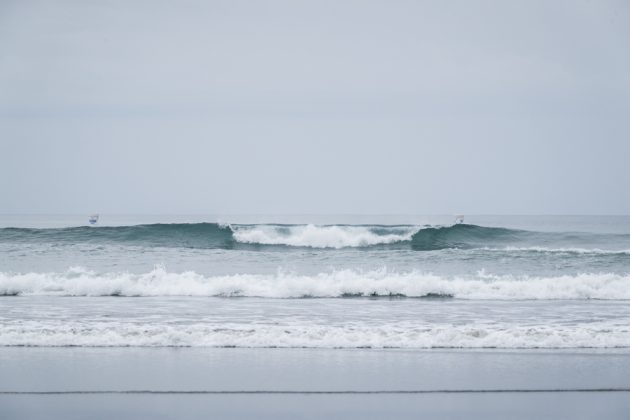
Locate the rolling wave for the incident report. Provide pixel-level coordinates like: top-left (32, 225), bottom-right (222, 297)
top-left (0, 223), bottom-right (234, 249)
top-left (410, 224), bottom-right (522, 250)
top-left (2, 267), bottom-right (630, 299)
top-left (1, 222), bottom-right (629, 252)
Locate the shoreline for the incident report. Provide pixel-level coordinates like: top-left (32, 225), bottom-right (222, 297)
top-left (4, 347), bottom-right (630, 392)
top-left (2, 347), bottom-right (630, 418)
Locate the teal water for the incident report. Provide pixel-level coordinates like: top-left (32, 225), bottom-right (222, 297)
top-left (1, 215), bottom-right (629, 348)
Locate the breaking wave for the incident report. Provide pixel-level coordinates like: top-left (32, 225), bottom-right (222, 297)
top-left (231, 224), bottom-right (418, 248)
top-left (2, 267), bottom-right (630, 300)
top-left (1, 223), bottom-right (629, 251)
top-left (0, 223), bottom-right (419, 249)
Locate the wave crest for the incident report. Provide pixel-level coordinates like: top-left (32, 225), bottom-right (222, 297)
top-left (231, 224), bottom-right (419, 248)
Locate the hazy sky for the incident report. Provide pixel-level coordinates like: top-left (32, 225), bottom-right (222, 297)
top-left (1, 0), bottom-right (629, 214)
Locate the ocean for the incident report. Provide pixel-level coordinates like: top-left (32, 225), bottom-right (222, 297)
top-left (2, 214), bottom-right (630, 350)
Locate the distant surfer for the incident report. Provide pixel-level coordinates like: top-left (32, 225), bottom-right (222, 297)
top-left (88, 214), bottom-right (99, 225)
top-left (455, 215), bottom-right (464, 224)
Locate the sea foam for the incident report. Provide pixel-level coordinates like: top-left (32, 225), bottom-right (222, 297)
top-left (2, 267), bottom-right (630, 300)
top-left (231, 224), bottom-right (419, 248)
top-left (3, 320), bottom-right (630, 348)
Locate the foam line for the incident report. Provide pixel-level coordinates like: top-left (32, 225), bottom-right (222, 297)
top-left (2, 267), bottom-right (630, 299)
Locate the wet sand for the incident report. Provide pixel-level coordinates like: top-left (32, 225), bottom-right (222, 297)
top-left (1, 348), bottom-right (630, 419)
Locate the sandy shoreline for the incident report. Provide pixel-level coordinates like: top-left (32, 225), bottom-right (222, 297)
top-left (1, 347), bottom-right (630, 418)
top-left (3, 393), bottom-right (630, 420)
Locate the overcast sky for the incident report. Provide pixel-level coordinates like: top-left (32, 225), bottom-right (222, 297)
top-left (1, 0), bottom-right (629, 214)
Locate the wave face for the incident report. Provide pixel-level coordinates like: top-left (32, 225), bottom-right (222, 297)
top-left (0, 223), bottom-right (235, 249)
top-left (3, 267), bottom-right (630, 299)
top-left (2, 222), bottom-right (629, 251)
top-left (410, 224), bottom-right (523, 250)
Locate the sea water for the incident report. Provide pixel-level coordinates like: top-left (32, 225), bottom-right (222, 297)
top-left (1, 215), bottom-right (630, 349)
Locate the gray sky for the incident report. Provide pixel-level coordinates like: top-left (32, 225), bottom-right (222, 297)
top-left (1, 0), bottom-right (629, 214)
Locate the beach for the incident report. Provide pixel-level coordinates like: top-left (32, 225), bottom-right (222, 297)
top-left (2, 347), bottom-right (630, 419)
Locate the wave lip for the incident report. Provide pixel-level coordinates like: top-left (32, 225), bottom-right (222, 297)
top-left (3, 267), bottom-right (630, 300)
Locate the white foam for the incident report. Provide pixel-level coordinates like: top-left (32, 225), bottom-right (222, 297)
top-left (2, 267), bottom-right (630, 300)
top-left (3, 320), bottom-right (630, 348)
top-left (231, 225), bottom-right (419, 248)
top-left (485, 246), bottom-right (630, 255)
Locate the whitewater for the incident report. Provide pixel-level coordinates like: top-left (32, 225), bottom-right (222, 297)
top-left (2, 267), bottom-right (630, 300)
top-left (1, 215), bottom-right (630, 349)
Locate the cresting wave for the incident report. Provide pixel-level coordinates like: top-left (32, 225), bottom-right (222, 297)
top-left (231, 224), bottom-right (418, 248)
top-left (2, 267), bottom-right (630, 299)
top-left (0, 223), bottom-right (421, 249)
top-left (2, 222), bottom-right (630, 251)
